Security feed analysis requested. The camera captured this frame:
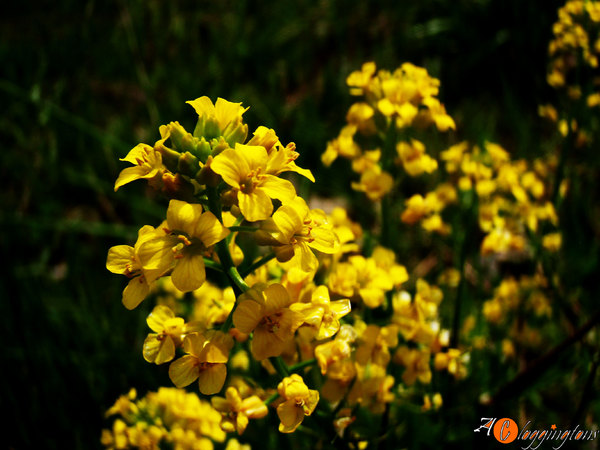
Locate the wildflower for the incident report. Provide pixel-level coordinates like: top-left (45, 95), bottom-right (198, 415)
top-left (114, 143), bottom-right (166, 191)
top-left (211, 143), bottom-right (297, 222)
top-left (232, 283), bottom-right (304, 360)
top-left (350, 167), bottom-right (394, 201)
top-left (291, 285), bottom-right (351, 341)
top-left (168, 331), bottom-right (233, 395)
top-left (211, 386), bottom-right (268, 435)
top-left (143, 305), bottom-right (201, 365)
top-left (276, 374), bottom-right (319, 433)
top-left (396, 139), bottom-right (438, 176)
top-left (256, 196), bottom-right (339, 273)
top-left (106, 224), bottom-right (168, 310)
top-left (138, 199), bottom-right (229, 293)
top-left (394, 346), bottom-right (432, 385)
top-left (187, 96), bottom-right (249, 146)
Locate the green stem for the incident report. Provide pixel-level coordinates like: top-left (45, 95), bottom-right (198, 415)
top-left (270, 356), bottom-right (290, 378)
top-left (264, 392), bottom-right (280, 407)
top-left (240, 252), bottom-right (277, 278)
top-left (289, 358), bottom-right (317, 373)
top-left (203, 258), bottom-right (223, 273)
top-left (228, 226), bottom-right (258, 233)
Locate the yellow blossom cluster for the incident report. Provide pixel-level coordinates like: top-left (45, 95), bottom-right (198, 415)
top-left (101, 387), bottom-right (226, 450)
top-left (402, 140), bottom-right (561, 258)
top-left (322, 61), bottom-right (455, 201)
top-left (540, 0), bottom-right (600, 145)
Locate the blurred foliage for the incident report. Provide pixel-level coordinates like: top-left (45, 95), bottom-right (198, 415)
top-left (4, 0), bottom-right (600, 449)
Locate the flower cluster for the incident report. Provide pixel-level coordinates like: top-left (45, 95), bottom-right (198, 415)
top-left (103, 4), bottom-right (594, 439)
top-left (540, 0), bottom-right (600, 145)
top-left (322, 62), bottom-right (455, 201)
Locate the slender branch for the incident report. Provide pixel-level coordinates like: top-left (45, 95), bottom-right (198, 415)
top-left (203, 258), bottom-right (223, 273)
top-left (270, 356), bottom-right (290, 378)
top-left (490, 309), bottom-right (600, 404)
top-left (240, 252), bottom-right (277, 278)
top-left (289, 358), bottom-right (317, 373)
top-left (228, 225), bottom-right (258, 233)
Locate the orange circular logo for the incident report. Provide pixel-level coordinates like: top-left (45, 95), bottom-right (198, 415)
top-left (493, 418), bottom-right (518, 444)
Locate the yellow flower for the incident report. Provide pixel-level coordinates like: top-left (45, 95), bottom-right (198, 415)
top-left (355, 323), bottom-right (398, 368)
top-left (211, 386), bottom-right (268, 435)
top-left (350, 167), bottom-right (394, 201)
top-left (248, 126), bottom-right (315, 182)
top-left (291, 285), bottom-right (351, 341)
top-left (168, 331), bottom-right (233, 395)
top-left (211, 143), bottom-right (297, 222)
top-left (232, 283), bottom-right (304, 360)
top-left (114, 143), bottom-right (166, 191)
top-left (393, 346), bottom-right (432, 385)
top-left (257, 196), bottom-right (340, 273)
top-left (186, 96), bottom-right (249, 145)
top-left (321, 125), bottom-right (361, 167)
top-left (106, 224), bottom-right (168, 310)
top-left (138, 200), bottom-right (229, 293)
top-left (143, 305), bottom-right (201, 365)
top-left (276, 374), bottom-right (319, 433)
top-left (397, 141), bottom-right (435, 175)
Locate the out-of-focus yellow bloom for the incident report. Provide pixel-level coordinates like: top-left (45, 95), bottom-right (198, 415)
top-left (211, 386), bottom-right (268, 435)
top-left (314, 324), bottom-right (357, 375)
top-left (232, 283), bottom-right (304, 360)
top-left (276, 374), bottom-right (319, 433)
top-left (394, 346), bottom-right (432, 385)
top-left (138, 200), bottom-right (229, 293)
top-left (143, 305), bottom-right (201, 365)
top-left (434, 349), bottom-right (468, 380)
top-left (422, 393), bottom-right (443, 412)
top-left (168, 331), bottom-right (233, 395)
top-left (322, 125), bottom-right (361, 167)
top-left (543, 232), bottom-right (562, 251)
top-left (350, 167), bottom-right (394, 201)
top-left (211, 144), bottom-right (297, 222)
top-left (106, 224), bottom-right (169, 310)
top-left (355, 323), bottom-right (398, 368)
top-left (396, 139), bottom-right (438, 177)
top-left (328, 255), bottom-right (394, 308)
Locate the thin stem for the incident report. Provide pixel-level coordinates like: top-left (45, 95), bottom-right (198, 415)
top-left (270, 356), bottom-right (290, 378)
top-left (264, 392), bottom-right (280, 407)
top-left (240, 252), bottom-right (277, 278)
top-left (203, 258), bottom-right (223, 273)
top-left (289, 358), bottom-right (317, 373)
top-left (228, 225), bottom-right (258, 233)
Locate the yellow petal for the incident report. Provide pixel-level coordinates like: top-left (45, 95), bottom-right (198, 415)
top-left (168, 355), bottom-right (200, 388)
top-left (143, 334), bottom-right (175, 365)
top-left (232, 299), bottom-right (264, 334)
top-left (114, 165), bottom-right (155, 191)
top-left (171, 252), bottom-right (206, 292)
top-left (194, 212), bottom-right (229, 247)
top-left (238, 189), bottom-right (273, 222)
top-left (198, 363), bottom-right (227, 395)
top-left (146, 305), bottom-right (175, 332)
top-left (211, 148), bottom-right (246, 188)
top-left (259, 175), bottom-right (297, 202)
top-left (122, 277), bottom-right (149, 310)
top-left (277, 400), bottom-right (304, 433)
top-left (106, 245), bottom-right (135, 274)
top-left (251, 327), bottom-right (286, 360)
top-left (263, 283), bottom-right (291, 315)
top-left (167, 200), bottom-right (204, 236)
